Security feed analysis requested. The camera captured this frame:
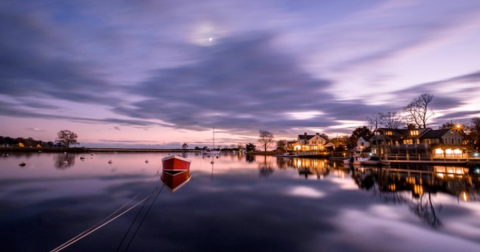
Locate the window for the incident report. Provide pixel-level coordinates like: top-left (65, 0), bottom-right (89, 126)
top-left (451, 139), bottom-right (454, 144)
top-left (410, 130), bottom-right (419, 136)
top-left (404, 139), bottom-right (413, 145)
top-left (458, 139), bottom-right (461, 144)
top-left (386, 131), bottom-right (393, 136)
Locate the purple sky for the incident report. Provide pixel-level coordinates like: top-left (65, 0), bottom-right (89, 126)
top-left (1, 0), bottom-right (480, 148)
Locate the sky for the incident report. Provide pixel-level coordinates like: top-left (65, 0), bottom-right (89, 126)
top-left (1, 0), bottom-right (480, 148)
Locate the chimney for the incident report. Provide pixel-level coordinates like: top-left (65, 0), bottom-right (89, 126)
top-left (316, 133), bottom-right (319, 136)
top-left (304, 132), bottom-right (307, 137)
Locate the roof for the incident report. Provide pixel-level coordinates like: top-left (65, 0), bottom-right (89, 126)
top-left (298, 135), bottom-right (327, 141)
top-left (421, 129), bottom-right (454, 139)
top-left (298, 135), bottom-right (316, 140)
top-left (359, 135), bottom-right (373, 141)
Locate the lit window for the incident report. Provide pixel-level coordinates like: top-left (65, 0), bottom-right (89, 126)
top-left (386, 131), bottom-right (393, 135)
top-left (410, 130), bottom-right (419, 136)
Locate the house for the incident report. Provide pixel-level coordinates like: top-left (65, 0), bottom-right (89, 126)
top-left (357, 135), bottom-right (373, 149)
top-left (369, 126), bottom-right (466, 158)
top-left (287, 133), bottom-right (327, 152)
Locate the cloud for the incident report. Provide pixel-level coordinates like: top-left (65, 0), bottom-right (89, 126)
top-left (26, 127), bottom-right (45, 132)
top-left (0, 7), bottom-right (117, 106)
top-left (0, 100), bottom-right (166, 127)
top-left (112, 33), bottom-right (392, 134)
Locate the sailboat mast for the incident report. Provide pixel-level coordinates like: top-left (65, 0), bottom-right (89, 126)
top-left (213, 127), bottom-right (215, 150)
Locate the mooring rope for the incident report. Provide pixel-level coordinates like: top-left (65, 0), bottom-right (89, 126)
top-left (123, 184), bottom-right (165, 252)
top-left (115, 187), bottom-right (155, 252)
top-left (50, 171), bottom-right (160, 252)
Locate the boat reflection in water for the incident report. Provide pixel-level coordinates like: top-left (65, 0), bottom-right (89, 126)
top-left (161, 155), bottom-right (191, 192)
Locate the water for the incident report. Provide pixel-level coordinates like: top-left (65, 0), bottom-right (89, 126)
top-left (1, 152), bottom-right (480, 252)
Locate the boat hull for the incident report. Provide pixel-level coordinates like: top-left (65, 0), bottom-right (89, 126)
top-left (162, 155), bottom-right (191, 171)
top-left (161, 155), bottom-right (191, 192)
top-left (161, 170), bottom-right (191, 192)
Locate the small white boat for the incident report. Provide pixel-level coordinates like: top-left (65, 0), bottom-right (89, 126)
top-left (343, 148), bottom-right (369, 165)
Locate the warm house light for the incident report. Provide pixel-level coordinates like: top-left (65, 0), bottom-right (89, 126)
top-left (445, 149), bottom-right (453, 155)
top-left (406, 176), bottom-right (415, 184)
top-left (453, 149), bottom-right (462, 155)
top-left (410, 130), bottom-right (419, 136)
top-left (461, 191), bottom-right (469, 202)
top-left (414, 185), bottom-right (424, 195)
top-left (435, 148), bottom-right (443, 155)
top-left (388, 184), bottom-right (396, 191)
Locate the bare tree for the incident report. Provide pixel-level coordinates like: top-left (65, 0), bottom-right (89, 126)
top-left (403, 93), bottom-right (434, 128)
top-left (367, 113), bottom-right (382, 131)
top-left (56, 130), bottom-right (79, 148)
top-left (258, 130), bottom-right (274, 153)
top-left (276, 140), bottom-right (287, 151)
top-left (469, 118), bottom-right (480, 149)
top-left (380, 112), bottom-right (404, 129)
top-left (182, 143), bottom-right (188, 150)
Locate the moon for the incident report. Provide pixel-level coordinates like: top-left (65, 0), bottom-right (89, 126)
top-left (209, 37), bottom-right (213, 42)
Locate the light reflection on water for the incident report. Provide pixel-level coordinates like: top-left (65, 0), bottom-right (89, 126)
top-left (0, 153), bottom-right (480, 252)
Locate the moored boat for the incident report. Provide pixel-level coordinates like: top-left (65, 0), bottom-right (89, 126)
top-left (161, 155), bottom-right (191, 192)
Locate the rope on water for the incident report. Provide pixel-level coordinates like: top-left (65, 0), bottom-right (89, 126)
top-left (115, 188), bottom-right (154, 252)
top-left (50, 171), bottom-right (160, 252)
top-left (123, 184), bottom-right (165, 252)
top-left (50, 188), bottom-right (158, 252)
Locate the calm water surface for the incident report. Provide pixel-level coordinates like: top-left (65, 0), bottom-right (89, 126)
top-left (1, 152), bottom-right (480, 252)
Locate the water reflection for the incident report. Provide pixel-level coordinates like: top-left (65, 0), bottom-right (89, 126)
top-left (1, 154), bottom-right (480, 252)
top-left (53, 153), bottom-right (76, 169)
top-left (258, 155), bottom-right (274, 177)
top-left (277, 157), bottom-right (480, 228)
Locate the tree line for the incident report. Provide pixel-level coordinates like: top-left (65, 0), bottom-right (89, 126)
top-left (0, 130), bottom-right (79, 148)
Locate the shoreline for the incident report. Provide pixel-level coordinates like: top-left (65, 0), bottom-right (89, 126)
top-left (0, 147), bottom-right (201, 153)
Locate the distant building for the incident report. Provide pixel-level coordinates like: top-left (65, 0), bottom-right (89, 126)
top-left (287, 133), bottom-right (327, 152)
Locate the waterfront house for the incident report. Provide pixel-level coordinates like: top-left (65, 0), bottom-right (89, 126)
top-left (357, 135), bottom-right (373, 149)
top-left (370, 126), bottom-right (466, 159)
top-left (287, 133), bottom-right (327, 152)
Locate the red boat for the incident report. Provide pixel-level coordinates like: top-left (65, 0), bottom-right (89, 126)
top-left (161, 155), bottom-right (191, 192)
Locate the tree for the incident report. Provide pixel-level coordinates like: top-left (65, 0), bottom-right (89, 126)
top-left (403, 93), bottom-right (434, 129)
top-left (246, 143), bottom-right (256, 152)
top-left (258, 130), bottom-right (274, 153)
top-left (182, 143), bottom-right (188, 150)
top-left (319, 133), bottom-right (329, 142)
top-left (276, 140), bottom-right (287, 151)
top-left (468, 118), bottom-right (480, 150)
top-left (349, 126), bottom-right (373, 147)
top-left (367, 113), bottom-right (382, 131)
top-left (380, 112), bottom-right (404, 129)
top-left (56, 130), bottom-right (79, 148)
